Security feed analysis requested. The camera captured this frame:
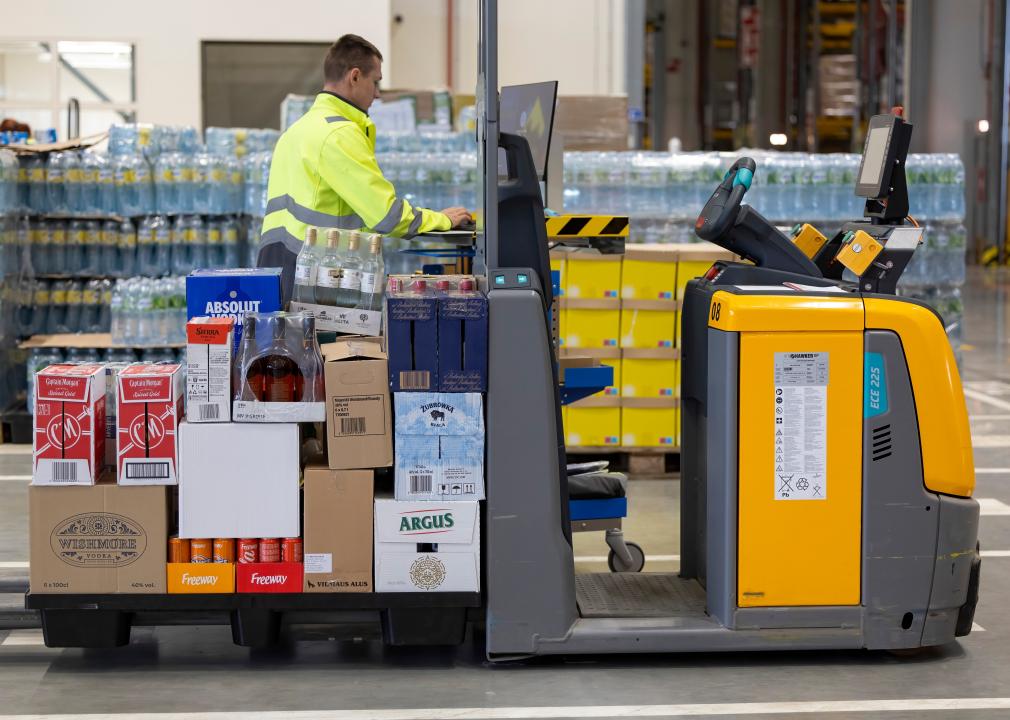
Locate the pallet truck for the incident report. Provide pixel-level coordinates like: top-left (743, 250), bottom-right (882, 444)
top-left (481, 26), bottom-right (981, 655)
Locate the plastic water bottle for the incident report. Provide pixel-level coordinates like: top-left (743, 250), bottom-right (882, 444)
top-left (98, 278), bottom-right (112, 332)
top-left (47, 152), bottom-right (68, 213)
top-left (96, 152), bottom-right (115, 214)
top-left (136, 216), bottom-right (157, 276)
top-left (173, 277), bottom-right (188, 344)
top-left (101, 220), bottom-right (120, 277)
top-left (82, 220), bottom-right (101, 276)
top-left (80, 279), bottom-right (102, 332)
top-left (50, 220), bottom-right (69, 276)
top-left (171, 215), bottom-right (192, 275)
top-left (31, 280), bottom-right (50, 336)
top-left (189, 215), bottom-right (208, 270)
top-left (66, 220), bottom-right (85, 275)
top-left (135, 278), bottom-right (154, 345)
top-left (110, 279), bottom-right (126, 345)
top-left (221, 216), bottom-right (240, 267)
top-left (224, 154), bottom-right (243, 213)
top-left (64, 151), bottom-right (83, 214)
top-left (119, 220), bottom-right (137, 277)
top-left (176, 152), bottom-right (195, 214)
top-left (155, 153), bottom-right (177, 214)
top-left (27, 155), bottom-right (46, 213)
top-left (17, 156), bottom-right (30, 213)
top-left (153, 215), bottom-right (172, 276)
top-left (63, 280), bottom-right (84, 333)
top-left (192, 150), bottom-right (213, 214)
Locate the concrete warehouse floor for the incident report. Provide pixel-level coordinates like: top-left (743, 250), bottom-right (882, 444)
top-left (0, 268), bottom-right (1008, 720)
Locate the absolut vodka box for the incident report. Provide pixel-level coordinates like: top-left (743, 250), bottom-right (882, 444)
top-left (393, 392), bottom-right (484, 501)
top-left (186, 269), bottom-right (282, 350)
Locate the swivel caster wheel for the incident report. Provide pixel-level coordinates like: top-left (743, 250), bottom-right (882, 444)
top-left (608, 542), bottom-right (645, 573)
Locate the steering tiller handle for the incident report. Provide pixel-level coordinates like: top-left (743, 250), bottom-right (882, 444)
top-left (694, 157), bottom-right (756, 241)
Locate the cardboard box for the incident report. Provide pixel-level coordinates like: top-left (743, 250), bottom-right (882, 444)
top-left (620, 306), bottom-right (677, 349)
top-left (564, 303), bottom-right (621, 349)
top-left (236, 562), bottom-right (304, 593)
top-left (622, 349), bottom-right (680, 398)
top-left (437, 290), bottom-right (488, 392)
top-left (117, 364), bottom-right (184, 485)
top-left (185, 268), bottom-right (282, 349)
top-left (565, 254), bottom-right (622, 299)
top-left (621, 401), bottom-right (679, 447)
top-left (374, 498), bottom-right (480, 592)
top-left (178, 422), bottom-right (300, 539)
top-left (289, 301), bottom-right (382, 336)
top-left (103, 363), bottom-right (130, 470)
top-left (186, 317), bottom-right (234, 423)
top-left (565, 401), bottom-right (621, 447)
top-left (622, 245), bottom-right (678, 300)
top-left (555, 95), bottom-right (629, 152)
top-left (394, 392), bottom-right (485, 501)
top-left (232, 400), bottom-right (326, 423)
top-left (385, 283), bottom-right (438, 392)
top-left (167, 562), bottom-right (235, 594)
top-left (303, 467), bottom-right (373, 592)
top-left (560, 348), bottom-right (621, 397)
top-left (29, 484), bottom-right (168, 593)
top-left (33, 364), bottom-right (106, 486)
top-left (322, 339), bottom-right (392, 469)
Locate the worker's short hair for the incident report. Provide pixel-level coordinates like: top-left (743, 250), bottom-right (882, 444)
top-left (324, 34), bottom-right (383, 83)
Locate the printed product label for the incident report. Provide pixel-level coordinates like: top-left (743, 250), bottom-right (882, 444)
top-left (51, 230), bottom-right (65, 245)
top-left (339, 268), bottom-right (362, 291)
top-left (304, 553), bottom-right (332, 574)
top-left (773, 352), bottom-right (828, 500)
top-left (316, 266), bottom-right (341, 288)
top-left (331, 395), bottom-right (385, 437)
top-left (360, 271), bottom-right (377, 294)
top-left (50, 513), bottom-right (147, 567)
top-left (207, 229), bottom-right (222, 245)
top-left (294, 262), bottom-right (315, 284)
top-left (864, 352), bottom-right (888, 418)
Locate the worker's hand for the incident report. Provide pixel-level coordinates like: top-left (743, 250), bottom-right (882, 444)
top-left (441, 207), bottom-right (473, 228)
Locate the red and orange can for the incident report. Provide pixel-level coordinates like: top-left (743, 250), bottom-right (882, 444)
top-left (237, 538), bottom-right (259, 564)
top-left (168, 536), bottom-right (190, 563)
top-left (190, 539), bottom-right (212, 563)
top-left (213, 538), bottom-right (235, 564)
top-left (258, 538), bottom-right (280, 563)
top-left (281, 537), bottom-right (303, 563)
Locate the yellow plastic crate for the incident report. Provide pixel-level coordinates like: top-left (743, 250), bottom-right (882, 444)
top-left (621, 245), bottom-right (678, 301)
top-left (619, 308), bottom-right (676, 349)
top-left (566, 405), bottom-right (621, 447)
top-left (621, 354), bottom-right (679, 399)
top-left (566, 255), bottom-right (622, 300)
top-left (621, 405), bottom-right (679, 448)
top-left (566, 307), bottom-right (621, 349)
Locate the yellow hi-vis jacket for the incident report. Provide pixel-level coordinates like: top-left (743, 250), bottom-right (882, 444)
top-left (258, 92), bottom-right (450, 300)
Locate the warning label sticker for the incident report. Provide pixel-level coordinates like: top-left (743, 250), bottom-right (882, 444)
top-left (773, 352), bottom-right (828, 501)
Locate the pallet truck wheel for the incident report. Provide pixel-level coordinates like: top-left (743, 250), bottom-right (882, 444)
top-left (608, 542), bottom-right (645, 573)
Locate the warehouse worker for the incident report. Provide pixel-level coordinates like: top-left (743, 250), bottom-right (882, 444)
top-left (259, 34), bottom-right (472, 301)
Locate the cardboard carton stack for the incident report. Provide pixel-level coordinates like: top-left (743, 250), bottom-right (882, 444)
top-left (381, 275), bottom-right (486, 593)
top-left (553, 243), bottom-right (734, 450)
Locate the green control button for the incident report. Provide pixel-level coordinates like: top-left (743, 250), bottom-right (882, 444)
top-left (494, 274), bottom-right (506, 286)
top-left (517, 273), bottom-right (529, 285)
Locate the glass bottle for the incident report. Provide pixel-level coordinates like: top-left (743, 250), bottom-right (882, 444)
top-left (357, 233), bottom-right (384, 311)
top-left (293, 227), bottom-right (319, 303)
top-left (314, 229), bottom-right (343, 306)
top-left (337, 230), bottom-right (363, 307)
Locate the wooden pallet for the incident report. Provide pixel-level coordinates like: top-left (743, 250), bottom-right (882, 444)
top-left (565, 446), bottom-right (681, 475)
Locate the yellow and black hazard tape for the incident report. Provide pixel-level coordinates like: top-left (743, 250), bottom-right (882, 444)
top-left (545, 214), bottom-right (630, 238)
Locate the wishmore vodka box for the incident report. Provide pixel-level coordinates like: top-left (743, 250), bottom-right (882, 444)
top-left (374, 498), bottom-right (479, 592)
top-left (393, 392), bottom-right (484, 501)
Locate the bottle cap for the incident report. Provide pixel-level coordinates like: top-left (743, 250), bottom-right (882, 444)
top-left (347, 231), bottom-right (360, 251)
top-left (436, 279), bottom-right (451, 292)
top-left (459, 278), bottom-right (475, 292)
top-left (305, 227), bottom-right (317, 246)
top-left (369, 233), bottom-right (382, 253)
top-left (412, 279), bottom-right (427, 293)
top-left (327, 229), bottom-right (341, 248)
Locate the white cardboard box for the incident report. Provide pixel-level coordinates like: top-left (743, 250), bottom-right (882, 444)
top-left (178, 422), bottom-right (300, 539)
top-left (185, 317), bottom-right (234, 423)
top-left (373, 498), bottom-right (480, 592)
top-left (290, 301), bottom-right (382, 336)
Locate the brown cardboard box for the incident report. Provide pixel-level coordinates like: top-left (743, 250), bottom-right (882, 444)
top-left (303, 466), bottom-right (374, 592)
top-left (323, 339), bottom-right (393, 470)
top-left (556, 96), bottom-right (629, 151)
top-left (29, 483), bottom-right (168, 593)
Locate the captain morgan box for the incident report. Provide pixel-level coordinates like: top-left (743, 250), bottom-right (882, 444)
top-left (117, 364), bottom-right (184, 485)
top-left (185, 268), bottom-right (282, 350)
top-left (33, 364), bottom-right (106, 485)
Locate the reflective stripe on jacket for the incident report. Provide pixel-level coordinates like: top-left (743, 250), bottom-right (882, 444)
top-left (258, 92), bottom-right (450, 300)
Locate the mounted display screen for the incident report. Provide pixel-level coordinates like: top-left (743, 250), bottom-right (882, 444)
top-left (855, 115), bottom-right (899, 198)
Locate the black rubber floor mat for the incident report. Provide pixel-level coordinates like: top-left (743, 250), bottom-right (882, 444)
top-left (575, 573), bottom-right (707, 618)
